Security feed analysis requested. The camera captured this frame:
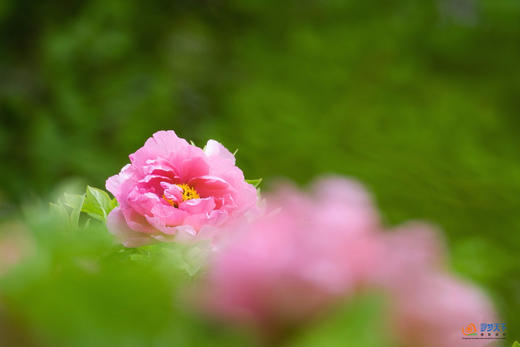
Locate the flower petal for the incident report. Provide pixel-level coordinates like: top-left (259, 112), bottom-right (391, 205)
top-left (204, 139), bottom-right (236, 164)
top-left (179, 156), bottom-right (210, 182)
top-left (189, 175), bottom-right (231, 198)
top-left (106, 208), bottom-right (154, 247)
top-left (106, 164), bottom-right (132, 197)
top-left (161, 182), bottom-right (184, 204)
top-left (179, 197), bottom-right (216, 214)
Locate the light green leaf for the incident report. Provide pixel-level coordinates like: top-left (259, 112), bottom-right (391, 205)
top-left (512, 341), bottom-right (520, 347)
top-left (81, 186), bottom-right (117, 222)
top-left (161, 242), bottom-right (211, 277)
top-left (246, 178), bottom-right (262, 188)
top-left (50, 200), bottom-right (69, 222)
top-left (63, 193), bottom-right (85, 227)
top-left (180, 244), bottom-right (210, 276)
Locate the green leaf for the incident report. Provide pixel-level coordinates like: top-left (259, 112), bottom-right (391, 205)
top-left (512, 342), bottom-right (520, 347)
top-left (63, 193), bottom-right (85, 227)
top-left (50, 200), bottom-right (69, 222)
top-left (290, 293), bottom-right (389, 347)
top-left (50, 194), bottom-right (84, 229)
top-left (82, 186), bottom-right (117, 222)
top-left (163, 242), bottom-right (211, 277)
top-left (245, 178), bottom-right (262, 188)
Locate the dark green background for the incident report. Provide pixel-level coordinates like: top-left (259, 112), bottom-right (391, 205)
top-left (1, 0), bottom-right (519, 345)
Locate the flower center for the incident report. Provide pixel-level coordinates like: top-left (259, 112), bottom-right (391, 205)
top-left (163, 183), bottom-right (200, 207)
top-left (176, 183), bottom-right (200, 201)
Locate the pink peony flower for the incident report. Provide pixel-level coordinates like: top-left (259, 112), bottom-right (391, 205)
top-left (106, 130), bottom-right (258, 247)
top-left (202, 177), bottom-right (382, 335)
top-left (387, 273), bottom-right (499, 347)
top-left (373, 222), bottom-right (446, 291)
top-left (376, 224), bottom-right (499, 347)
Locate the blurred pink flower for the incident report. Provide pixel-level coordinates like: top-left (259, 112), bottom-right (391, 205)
top-left (201, 181), bottom-right (500, 346)
top-left (202, 177), bottom-right (382, 334)
top-left (0, 222), bottom-right (34, 277)
top-left (106, 130), bottom-right (258, 247)
top-left (373, 222), bottom-right (446, 290)
top-left (376, 224), bottom-right (499, 347)
top-left (387, 273), bottom-right (498, 347)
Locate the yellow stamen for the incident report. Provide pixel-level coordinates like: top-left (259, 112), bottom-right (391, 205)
top-left (163, 184), bottom-right (200, 207)
top-left (162, 195), bottom-right (177, 207)
top-left (176, 183), bottom-right (200, 201)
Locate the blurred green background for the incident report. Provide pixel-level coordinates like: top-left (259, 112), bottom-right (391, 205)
top-left (1, 0), bottom-right (519, 345)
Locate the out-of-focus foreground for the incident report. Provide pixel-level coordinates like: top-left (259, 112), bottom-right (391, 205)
top-left (1, 1), bottom-right (519, 346)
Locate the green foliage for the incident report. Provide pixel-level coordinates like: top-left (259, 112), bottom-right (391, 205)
top-left (50, 192), bottom-right (85, 228)
top-left (1, 0), bottom-right (520, 345)
top-left (0, 206), bottom-right (252, 347)
top-left (50, 186), bottom-right (116, 228)
top-left (245, 178), bottom-right (263, 188)
top-left (289, 293), bottom-right (392, 347)
top-left (82, 186), bottom-right (118, 221)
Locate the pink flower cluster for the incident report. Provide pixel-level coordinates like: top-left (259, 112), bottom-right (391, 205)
top-left (203, 179), bottom-right (382, 333)
top-left (202, 179), bottom-right (498, 347)
top-left (106, 131), bottom-right (499, 346)
top-left (375, 224), bottom-right (498, 347)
